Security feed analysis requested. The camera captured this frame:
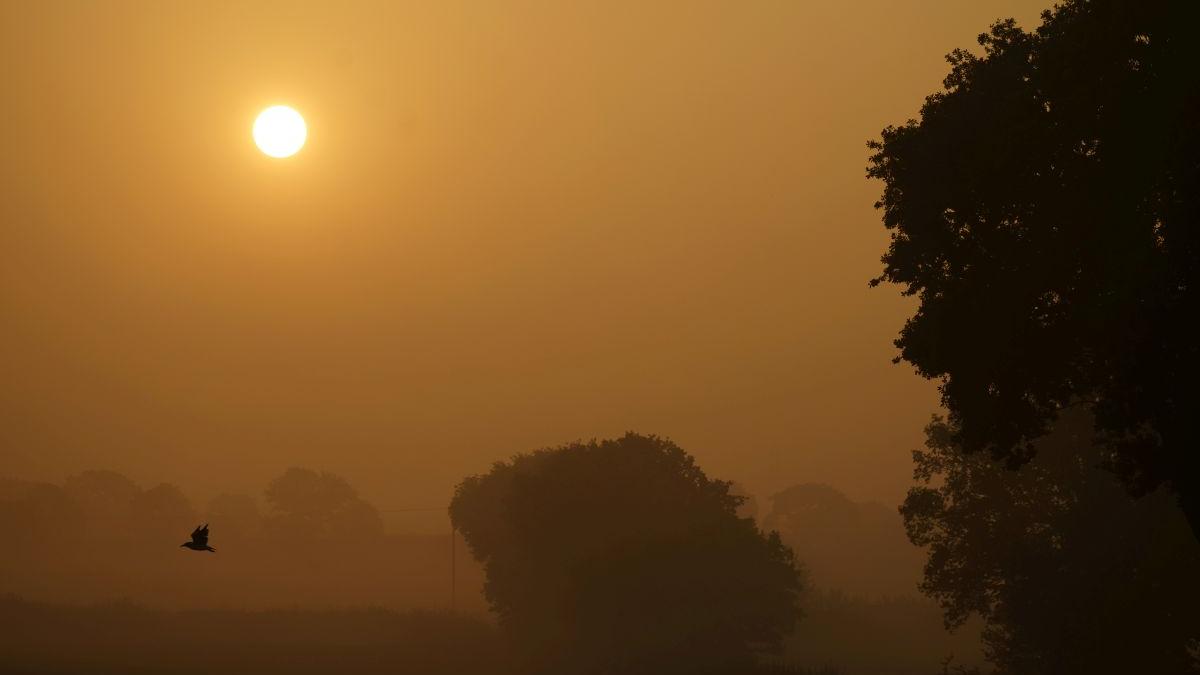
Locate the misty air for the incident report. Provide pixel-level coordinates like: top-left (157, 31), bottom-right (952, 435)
top-left (2, 2), bottom-right (1198, 674)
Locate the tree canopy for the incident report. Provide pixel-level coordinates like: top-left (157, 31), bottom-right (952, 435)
top-left (449, 432), bottom-right (803, 674)
top-left (869, 0), bottom-right (1200, 537)
top-left (902, 411), bottom-right (1200, 673)
top-left (263, 467), bottom-right (383, 541)
top-left (130, 483), bottom-right (197, 539)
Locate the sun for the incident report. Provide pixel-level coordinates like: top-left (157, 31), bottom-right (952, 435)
top-left (253, 106), bottom-right (307, 158)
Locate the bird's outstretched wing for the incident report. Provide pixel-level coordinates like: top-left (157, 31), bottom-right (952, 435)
top-left (190, 524), bottom-right (209, 546)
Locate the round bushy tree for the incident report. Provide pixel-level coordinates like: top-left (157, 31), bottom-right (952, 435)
top-left (450, 432), bottom-right (803, 674)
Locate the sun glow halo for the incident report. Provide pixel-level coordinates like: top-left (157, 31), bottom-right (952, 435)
top-left (253, 106), bottom-right (307, 158)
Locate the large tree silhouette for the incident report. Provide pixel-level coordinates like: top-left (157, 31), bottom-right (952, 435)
top-left (902, 411), bottom-right (1200, 673)
top-left (449, 433), bottom-right (803, 674)
top-left (869, 0), bottom-right (1200, 537)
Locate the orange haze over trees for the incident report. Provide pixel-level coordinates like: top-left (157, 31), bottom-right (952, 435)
top-left (5, 0), bottom-right (1197, 673)
top-left (0, 0), bottom-right (1050, 526)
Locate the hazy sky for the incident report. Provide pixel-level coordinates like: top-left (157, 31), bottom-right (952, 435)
top-left (2, 1), bottom-right (1048, 531)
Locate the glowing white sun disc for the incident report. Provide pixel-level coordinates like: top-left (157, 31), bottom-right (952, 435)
top-left (253, 106), bottom-right (307, 158)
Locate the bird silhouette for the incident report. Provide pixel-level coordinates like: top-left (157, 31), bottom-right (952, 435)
top-left (180, 524), bottom-right (216, 552)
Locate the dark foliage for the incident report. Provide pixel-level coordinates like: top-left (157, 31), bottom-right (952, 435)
top-left (869, 0), bottom-right (1200, 537)
top-left (450, 432), bottom-right (804, 674)
top-left (902, 411), bottom-right (1200, 673)
top-left (785, 590), bottom-right (986, 675)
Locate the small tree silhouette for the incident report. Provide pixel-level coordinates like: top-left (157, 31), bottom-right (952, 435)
top-left (262, 467), bottom-right (382, 541)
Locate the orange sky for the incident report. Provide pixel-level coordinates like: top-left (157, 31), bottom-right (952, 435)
top-left (1, 1), bottom-right (1049, 531)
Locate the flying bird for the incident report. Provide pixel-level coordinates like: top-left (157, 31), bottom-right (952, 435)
top-left (180, 524), bottom-right (216, 552)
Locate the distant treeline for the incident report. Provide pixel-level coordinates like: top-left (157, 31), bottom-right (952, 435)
top-left (0, 468), bottom-right (488, 612)
top-left (0, 464), bottom-right (928, 610)
top-left (0, 466), bottom-right (384, 546)
top-left (1, 457), bottom-right (983, 674)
